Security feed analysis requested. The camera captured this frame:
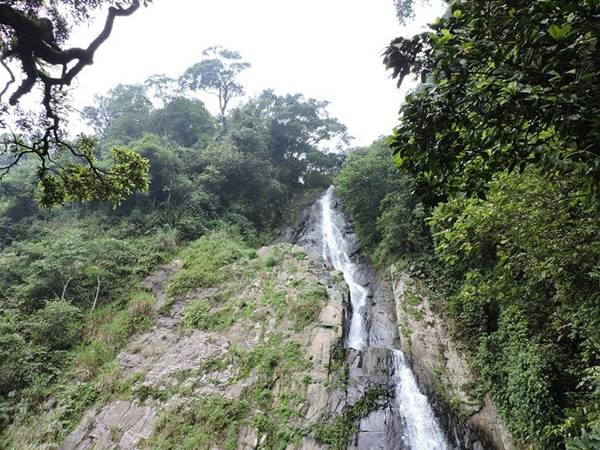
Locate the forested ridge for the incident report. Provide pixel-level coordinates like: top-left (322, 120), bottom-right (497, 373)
top-left (0, 43), bottom-right (347, 444)
top-left (0, 0), bottom-right (598, 449)
top-left (337, 1), bottom-right (600, 449)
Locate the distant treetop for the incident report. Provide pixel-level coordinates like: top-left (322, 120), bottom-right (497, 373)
top-left (180, 47), bottom-right (250, 126)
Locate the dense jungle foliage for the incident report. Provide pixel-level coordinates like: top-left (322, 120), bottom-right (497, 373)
top-left (0, 52), bottom-right (347, 437)
top-left (337, 1), bottom-right (600, 449)
top-left (2, 1), bottom-right (599, 449)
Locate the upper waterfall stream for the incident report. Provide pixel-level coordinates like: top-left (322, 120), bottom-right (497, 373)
top-left (318, 186), bottom-right (450, 450)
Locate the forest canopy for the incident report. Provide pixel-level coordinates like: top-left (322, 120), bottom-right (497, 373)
top-left (0, 37), bottom-right (349, 441)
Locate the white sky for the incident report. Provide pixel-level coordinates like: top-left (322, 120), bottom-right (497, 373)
top-left (14, 0), bottom-right (448, 147)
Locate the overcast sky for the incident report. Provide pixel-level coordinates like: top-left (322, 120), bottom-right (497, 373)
top-left (68, 0), bottom-right (446, 146)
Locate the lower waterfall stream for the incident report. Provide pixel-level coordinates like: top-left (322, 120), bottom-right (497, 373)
top-left (318, 186), bottom-right (449, 450)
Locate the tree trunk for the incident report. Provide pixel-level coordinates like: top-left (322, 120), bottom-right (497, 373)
top-left (60, 276), bottom-right (72, 301)
top-left (92, 275), bottom-right (101, 310)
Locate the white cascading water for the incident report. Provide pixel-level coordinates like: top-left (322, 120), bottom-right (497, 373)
top-left (319, 186), bottom-right (449, 450)
top-left (393, 350), bottom-right (449, 449)
top-left (319, 187), bottom-right (369, 350)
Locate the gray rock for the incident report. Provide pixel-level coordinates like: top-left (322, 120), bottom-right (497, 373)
top-left (59, 400), bottom-right (155, 450)
top-left (391, 267), bottom-right (514, 450)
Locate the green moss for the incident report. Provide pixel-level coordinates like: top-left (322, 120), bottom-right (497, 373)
top-left (405, 291), bottom-right (422, 306)
top-left (144, 395), bottom-right (248, 450)
top-left (290, 285), bottom-right (326, 331)
top-left (400, 325), bottom-right (412, 338)
top-left (252, 388), bottom-right (308, 448)
top-left (407, 306), bottom-right (424, 321)
top-left (264, 251), bottom-right (281, 268)
top-left (73, 291), bottom-right (155, 378)
top-left (134, 383), bottom-right (174, 402)
top-left (332, 270), bottom-right (345, 284)
top-left (259, 282), bottom-right (287, 316)
top-left (198, 354), bottom-right (229, 374)
top-left (325, 341), bottom-right (349, 390)
top-left (241, 333), bottom-right (309, 379)
top-left (314, 388), bottom-right (383, 450)
top-left (183, 296), bottom-right (234, 332)
top-left (293, 251), bottom-right (308, 261)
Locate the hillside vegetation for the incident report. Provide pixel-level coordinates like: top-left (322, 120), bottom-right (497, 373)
top-left (337, 1), bottom-right (600, 448)
top-left (0, 56), bottom-right (347, 443)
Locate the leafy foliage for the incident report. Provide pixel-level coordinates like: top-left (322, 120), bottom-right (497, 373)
top-left (335, 141), bottom-right (599, 448)
top-left (0, 0), bottom-right (151, 206)
top-left (430, 171), bottom-right (600, 447)
top-left (30, 301), bottom-right (83, 351)
top-left (376, 4), bottom-right (600, 445)
top-left (384, 0), bottom-right (600, 202)
top-left (0, 59), bottom-right (349, 442)
top-left (314, 388), bottom-right (383, 449)
top-left (394, 0), bottom-right (433, 25)
top-left (180, 46), bottom-right (250, 123)
top-left (167, 231), bottom-right (250, 297)
top-left (336, 139), bottom-right (432, 266)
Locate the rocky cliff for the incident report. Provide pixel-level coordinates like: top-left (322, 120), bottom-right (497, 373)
top-left (390, 266), bottom-right (514, 450)
top-left (10, 240), bottom-right (355, 450)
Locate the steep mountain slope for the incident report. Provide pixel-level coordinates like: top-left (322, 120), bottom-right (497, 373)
top-left (81, 242), bottom-right (348, 450)
top-left (3, 234), bottom-right (356, 449)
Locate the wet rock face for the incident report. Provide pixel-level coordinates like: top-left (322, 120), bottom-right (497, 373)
top-left (364, 275), bottom-right (399, 350)
top-left (346, 348), bottom-right (407, 450)
top-left (294, 190), bottom-right (402, 450)
top-left (287, 200), bottom-right (324, 261)
top-left (391, 268), bottom-right (514, 450)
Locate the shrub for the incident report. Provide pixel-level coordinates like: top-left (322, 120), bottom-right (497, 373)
top-left (73, 339), bottom-right (114, 380)
top-left (30, 300), bottom-right (83, 351)
top-left (166, 231), bottom-right (249, 297)
top-left (147, 395), bottom-right (248, 450)
top-left (0, 321), bottom-right (27, 395)
top-left (127, 292), bottom-right (155, 324)
top-left (183, 298), bottom-right (232, 332)
top-left (290, 286), bottom-right (326, 331)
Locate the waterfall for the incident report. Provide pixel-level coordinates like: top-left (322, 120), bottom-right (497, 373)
top-left (320, 186), bottom-right (369, 350)
top-left (393, 350), bottom-right (449, 449)
top-left (319, 186), bottom-right (449, 450)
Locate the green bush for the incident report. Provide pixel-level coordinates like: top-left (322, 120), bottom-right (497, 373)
top-left (147, 395), bottom-right (248, 450)
top-left (290, 286), bottom-right (326, 331)
top-left (73, 339), bottom-right (115, 380)
top-left (74, 292), bottom-right (154, 379)
top-left (0, 321), bottom-right (28, 395)
top-left (335, 139), bottom-right (432, 267)
top-left (30, 301), bottom-right (83, 351)
top-left (430, 171), bottom-right (600, 447)
top-left (167, 231), bottom-right (249, 297)
top-left (183, 297), bottom-right (233, 332)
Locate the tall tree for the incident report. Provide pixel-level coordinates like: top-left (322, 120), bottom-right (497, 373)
top-left (82, 83), bottom-right (153, 140)
top-left (180, 47), bottom-right (250, 125)
top-left (230, 90), bottom-right (350, 187)
top-left (144, 74), bottom-right (179, 108)
top-left (384, 0), bottom-right (600, 202)
top-left (150, 97), bottom-right (216, 148)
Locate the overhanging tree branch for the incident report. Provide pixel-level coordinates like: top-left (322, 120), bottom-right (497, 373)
top-left (1, 1), bottom-right (141, 106)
